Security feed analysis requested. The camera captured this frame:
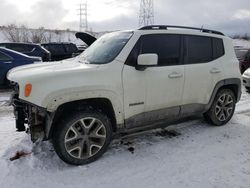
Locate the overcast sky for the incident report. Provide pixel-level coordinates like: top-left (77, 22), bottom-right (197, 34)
top-left (0, 0), bottom-right (250, 35)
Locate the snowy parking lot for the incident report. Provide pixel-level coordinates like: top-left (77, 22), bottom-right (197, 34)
top-left (0, 89), bottom-right (250, 188)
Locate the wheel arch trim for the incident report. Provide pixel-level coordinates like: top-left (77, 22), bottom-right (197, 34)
top-left (205, 78), bottom-right (241, 111)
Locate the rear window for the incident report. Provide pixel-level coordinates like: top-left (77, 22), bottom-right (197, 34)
top-left (8, 44), bottom-right (35, 53)
top-left (186, 35), bottom-right (212, 64)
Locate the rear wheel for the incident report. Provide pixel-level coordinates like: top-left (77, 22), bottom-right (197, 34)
top-left (240, 66), bottom-right (246, 74)
top-left (52, 110), bottom-right (112, 165)
top-left (204, 89), bottom-right (236, 126)
top-left (246, 87), bottom-right (250, 93)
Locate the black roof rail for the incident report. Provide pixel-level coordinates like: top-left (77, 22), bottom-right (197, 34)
top-left (139, 25), bottom-right (224, 36)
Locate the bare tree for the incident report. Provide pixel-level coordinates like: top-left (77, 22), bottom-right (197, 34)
top-left (31, 27), bottom-right (46, 43)
top-left (20, 25), bottom-right (30, 42)
top-left (3, 24), bottom-right (31, 43)
top-left (44, 31), bottom-right (53, 43)
top-left (66, 28), bottom-right (72, 42)
top-left (54, 29), bottom-right (62, 42)
top-left (3, 24), bottom-right (22, 42)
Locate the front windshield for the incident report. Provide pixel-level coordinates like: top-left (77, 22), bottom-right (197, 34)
top-left (79, 31), bottom-right (133, 64)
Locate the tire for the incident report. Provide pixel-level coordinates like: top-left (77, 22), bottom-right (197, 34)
top-left (4, 76), bottom-right (11, 89)
top-left (52, 110), bottom-right (112, 165)
top-left (240, 66), bottom-right (245, 74)
top-left (204, 89), bottom-right (236, 126)
top-left (246, 87), bottom-right (250, 93)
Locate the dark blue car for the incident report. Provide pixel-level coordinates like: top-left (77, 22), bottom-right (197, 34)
top-left (0, 47), bottom-right (41, 88)
top-left (0, 43), bottom-right (51, 61)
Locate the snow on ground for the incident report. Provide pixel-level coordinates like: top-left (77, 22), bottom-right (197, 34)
top-left (0, 89), bottom-right (250, 188)
top-left (233, 39), bottom-right (250, 48)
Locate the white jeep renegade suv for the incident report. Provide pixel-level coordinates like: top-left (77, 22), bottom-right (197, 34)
top-left (8, 25), bottom-right (241, 165)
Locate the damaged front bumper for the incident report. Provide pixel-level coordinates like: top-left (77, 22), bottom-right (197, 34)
top-left (11, 84), bottom-right (52, 142)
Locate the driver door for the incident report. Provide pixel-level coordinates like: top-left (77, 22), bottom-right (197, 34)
top-left (122, 34), bottom-right (184, 128)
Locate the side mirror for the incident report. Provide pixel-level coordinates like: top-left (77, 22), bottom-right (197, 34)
top-left (136, 53), bottom-right (158, 71)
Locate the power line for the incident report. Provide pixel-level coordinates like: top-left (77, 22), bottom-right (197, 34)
top-left (77, 2), bottom-right (88, 31)
top-left (139, 0), bottom-right (154, 27)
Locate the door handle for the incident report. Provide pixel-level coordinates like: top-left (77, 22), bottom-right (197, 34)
top-left (168, 72), bottom-right (183, 78)
top-left (210, 68), bottom-right (221, 74)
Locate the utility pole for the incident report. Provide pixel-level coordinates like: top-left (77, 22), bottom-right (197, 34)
top-left (139, 0), bottom-right (154, 27)
top-left (78, 2), bottom-right (88, 31)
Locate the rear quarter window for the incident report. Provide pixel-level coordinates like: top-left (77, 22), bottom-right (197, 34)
top-left (213, 38), bottom-right (224, 59)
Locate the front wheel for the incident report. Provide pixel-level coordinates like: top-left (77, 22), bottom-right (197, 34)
top-left (204, 89), bottom-right (236, 126)
top-left (52, 111), bottom-right (112, 165)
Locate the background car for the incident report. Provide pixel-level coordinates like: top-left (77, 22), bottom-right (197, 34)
top-left (0, 42), bottom-right (51, 62)
top-left (234, 48), bottom-right (250, 74)
top-left (75, 32), bottom-right (96, 47)
top-left (75, 32), bottom-right (97, 53)
top-left (242, 68), bottom-right (250, 92)
top-left (41, 43), bottom-right (80, 61)
top-left (0, 47), bottom-right (41, 88)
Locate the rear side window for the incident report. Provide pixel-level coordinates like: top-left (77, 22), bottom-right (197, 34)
top-left (7, 44), bottom-right (24, 52)
top-left (213, 38), bottom-right (224, 59)
top-left (186, 35), bottom-right (212, 64)
top-left (0, 52), bottom-right (12, 61)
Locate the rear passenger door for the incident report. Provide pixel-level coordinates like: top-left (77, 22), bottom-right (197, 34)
top-left (181, 35), bottom-right (224, 115)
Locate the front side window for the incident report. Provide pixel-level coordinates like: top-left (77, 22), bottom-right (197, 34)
top-left (80, 32), bottom-right (133, 64)
top-left (141, 34), bottom-right (181, 66)
top-left (186, 35), bottom-right (212, 64)
top-left (126, 34), bottom-right (181, 67)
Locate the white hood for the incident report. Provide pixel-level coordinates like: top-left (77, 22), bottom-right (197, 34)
top-left (7, 58), bottom-right (99, 82)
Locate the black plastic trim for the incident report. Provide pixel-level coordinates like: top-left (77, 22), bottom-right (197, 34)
top-left (204, 78), bottom-right (242, 111)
